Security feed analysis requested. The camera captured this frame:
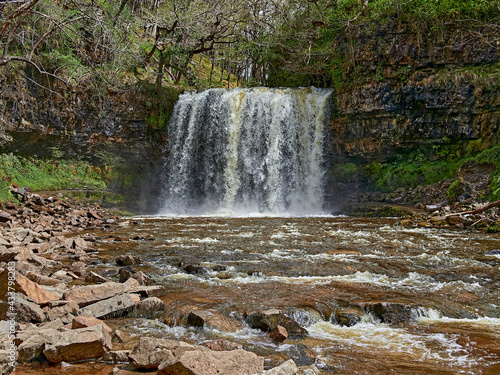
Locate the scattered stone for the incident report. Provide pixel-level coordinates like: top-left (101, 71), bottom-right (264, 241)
top-left (363, 302), bottom-right (421, 324)
top-left (269, 325), bottom-right (288, 344)
top-left (182, 264), bottom-right (207, 275)
top-left (246, 310), bottom-right (308, 338)
top-left (72, 316), bottom-right (113, 335)
top-left (201, 340), bottom-right (242, 351)
top-left (131, 271), bottom-right (154, 285)
top-left (0, 293), bottom-right (46, 322)
top-left (63, 279), bottom-right (139, 306)
top-left (135, 297), bottom-right (166, 318)
top-left (187, 310), bottom-right (244, 332)
top-left (334, 307), bottom-right (363, 327)
top-left (116, 255), bottom-right (141, 266)
top-left (0, 269), bottom-right (60, 305)
top-left (77, 293), bottom-right (137, 319)
top-left (128, 337), bottom-right (198, 370)
top-left (101, 350), bottom-right (130, 363)
top-left (0, 211), bottom-right (13, 223)
top-left (43, 325), bottom-right (112, 363)
top-left (261, 359), bottom-right (299, 375)
top-left (17, 328), bottom-right (61, 362)
top-left (46, 301), bottom-right (79, 321)
top-left (157, 349), bottom-right (264, 375)
top-left (119, 267), bottom-right (134, 283)
top-left (85, 271), bottom-right (110, 284)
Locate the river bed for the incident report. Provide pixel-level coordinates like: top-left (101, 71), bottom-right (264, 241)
top-left (82, 215), bottom-right (500, 374)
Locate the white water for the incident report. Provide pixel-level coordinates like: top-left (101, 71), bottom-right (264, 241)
top-left (160, 87), bottom-right (333, 215)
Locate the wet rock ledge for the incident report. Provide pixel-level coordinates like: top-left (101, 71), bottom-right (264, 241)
top-left (0, 187), bottom-right (322, 375)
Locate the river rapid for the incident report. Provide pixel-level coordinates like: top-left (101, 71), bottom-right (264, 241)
top-left (80, 215), bottom-right (499, 375)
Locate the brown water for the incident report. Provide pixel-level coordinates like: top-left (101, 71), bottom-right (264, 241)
top-left (18, 216), bottom-right (500, 374)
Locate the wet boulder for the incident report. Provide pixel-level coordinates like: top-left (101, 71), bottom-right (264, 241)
top-left (135, 297), bottom-right (166, 318)
top-left (363, 302), bottom-right (420, 324)
top-left (157, 349), bottom-right (264, 375)
top-left (187, 310), bottom-right (244, 333)
top-left (182, 264), bottom-right (207, 275)
top-left (116, 255), bottom-right (141, 266)
top-left (246, 309), bottom-right (308, 338)
top-left (334, 307), bottom-right (364, 327)
top-left (269, 325), bottom-right (288, 344)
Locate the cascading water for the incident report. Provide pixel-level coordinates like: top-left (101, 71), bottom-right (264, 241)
top-left (160, 87), bottom-right (333, 215)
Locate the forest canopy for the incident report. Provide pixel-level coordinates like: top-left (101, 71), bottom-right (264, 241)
top-left (0, 0), bottom-right (498, 92)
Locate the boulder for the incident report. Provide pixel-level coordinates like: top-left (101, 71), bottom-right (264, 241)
top-left (129, 285), bottom-right (165, 298)
top-left (131, 271), bottom-right (154, 285)
top-left (0, 211), bottom-right (13, 223)
top-left (269, 325), bottom-right (288, 344)
top-left (334, 307), bottom-right (363, 327)
top-left (129, 337), bottom-right (198, 370)
top-left (0, 293), bottom-right (46, 322)
top-left (0, 270), bottom-right (60, 305)
top-left (43, 325), bottom-right (112, 363)
top-left (46, 301), bottom-right (79, 321)
top-left (63, 279), bottom-right (139, 306)
top-left (116, 255), bottom-right (141, 266)
top-left (77, 293), bottom-right (137, 319)
top-left (187, 310), bottom-right (243, 333)
top-left (85, 271), bottom-right (110, 284)
top-left (17, 328), bottom-right (61, 362)
top-left (363, 302), bottom-right (420, 324)
top-left (261, 359), bottom-right (299, 375)
top-left (72, 316), bottom-right (113, 335)
top-left (0, 349), bottom-right (15, 374)
top-left (157, 349), bottom-right (264, 375)
top-left (119, 267), bottom-right (134, 283)
top-left (0, 248), bottom-right (18, 262)
top-left (246, 310), bottom-right (308, 338)
top-left (135, 297), bottom-right (166, 318)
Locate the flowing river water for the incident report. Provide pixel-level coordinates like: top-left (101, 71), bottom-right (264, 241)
top-left (76, 214), bottom-right (500, 375)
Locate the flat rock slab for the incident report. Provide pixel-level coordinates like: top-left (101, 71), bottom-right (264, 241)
top-left (63, 279), bottom-right (139, 306)
top-left (43, 325), bottom-right (112, 363)
top-left (157, 349), bottom-right (264, 375)
top-left (77, 293), bottom-right (137, 319)
top-left (0, 269), bottom-right (60, 305)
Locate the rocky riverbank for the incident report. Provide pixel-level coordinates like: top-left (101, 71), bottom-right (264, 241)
top-left (0, 187), bottom-right (323, 375)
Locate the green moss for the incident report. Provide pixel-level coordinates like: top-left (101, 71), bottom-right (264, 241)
top-left (446, 179), bottom-right (464, 203)
top-left (0, 153), bottom-right (106, 202)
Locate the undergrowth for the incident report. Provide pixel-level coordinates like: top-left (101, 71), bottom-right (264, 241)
top-left (0, 153), bottom-right (106, 203)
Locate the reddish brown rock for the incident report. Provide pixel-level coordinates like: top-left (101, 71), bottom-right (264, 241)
top-left (0, 269), bottom-right (60, 305)
top-left (187, 310), bottom-right (244, 333)
top-left (63, 279), bottom-right (139, 306)
top-left (157, 349), bottom-right (264, 375)
top-left (129, 337), bottom-right (199, 370)
top-left (269, 325), bottom-right (288, 344)
top-left (72, 315), bottom-right (113, 335)
top-left (43, 325), bottom-right (112, 363)
top-left (116, 255), bottom-right (141, 266)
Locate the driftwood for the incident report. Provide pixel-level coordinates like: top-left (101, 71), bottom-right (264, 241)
top-left (446, 200), bottom-right (500, 217)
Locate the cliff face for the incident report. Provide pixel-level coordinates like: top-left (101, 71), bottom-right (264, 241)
top-left (0, 71), bottom-right (168, 212)
top-left (328, 17), bottom-right (499, 162)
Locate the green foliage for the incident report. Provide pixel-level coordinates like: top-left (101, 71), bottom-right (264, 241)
top-left (0, 154), bottom-right (106, 202)
top-left (446, 179), bottom-right (464, 203)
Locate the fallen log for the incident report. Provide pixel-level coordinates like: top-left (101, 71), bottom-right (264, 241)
top-left (446, 200), bottom-right (500, 217)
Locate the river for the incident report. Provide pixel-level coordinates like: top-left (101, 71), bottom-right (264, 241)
top-left (71, 214), bottom-right (500, 374)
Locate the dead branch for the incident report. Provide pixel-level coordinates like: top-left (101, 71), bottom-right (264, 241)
top-left (446, 200), bottom-right (500, 217)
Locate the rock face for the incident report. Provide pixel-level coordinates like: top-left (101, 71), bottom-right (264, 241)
top-left (157, 349), bottom-right (265, 375)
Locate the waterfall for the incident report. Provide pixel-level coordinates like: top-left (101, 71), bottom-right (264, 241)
top-left (160, 87), bottom-right (333, 215)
